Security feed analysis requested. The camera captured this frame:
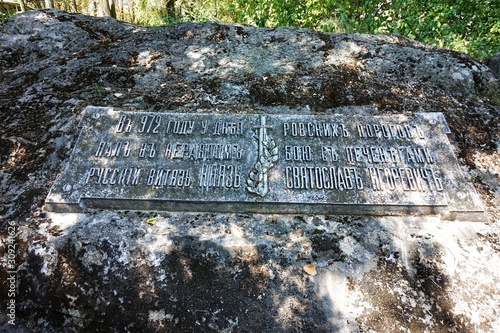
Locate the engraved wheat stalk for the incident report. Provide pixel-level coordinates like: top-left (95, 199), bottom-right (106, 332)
top-left (247, 116), bottom-right (279, 197)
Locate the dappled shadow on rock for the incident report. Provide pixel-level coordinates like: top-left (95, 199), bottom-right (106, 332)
top-left (355, 256), bottom-right (474, 332)
top-left (5, 211), bottom-right (500, 332)
top-left (11, 212), bottom-right (339, 332)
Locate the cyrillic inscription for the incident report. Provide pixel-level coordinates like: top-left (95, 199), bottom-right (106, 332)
top-left (199, 164), bottom-right (241, 189)
top-left (368, 167), bottom-right (443, 192)
top-left (146, 168), bottom-right (192, 188)
top-left (45, 107), bottom-right (485, 221)
top-left (285, 166), bottom-right (363, 190)
top-left (95, 141), bottom-right (131, 157)
top-left (85, 167), bottom-right (141, 186)
top-left (285, 146), bottom-right (312, 162)
top-left (164, 143), bottom-right (242, 161)
top-left (344, 146), bottom-right (435, 164)
top-left (283, 122), bottom-right (349, 137)
top-left (357, 123), bottom-right (425, 139)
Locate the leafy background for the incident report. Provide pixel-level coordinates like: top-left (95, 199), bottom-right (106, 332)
top-left (2, 0), bottom-right (499, 59)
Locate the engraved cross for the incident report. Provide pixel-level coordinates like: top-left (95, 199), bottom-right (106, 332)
top-left (247, 115), bottom-right (278, 197)
top-left (254, 115), bottom-right (272, 160)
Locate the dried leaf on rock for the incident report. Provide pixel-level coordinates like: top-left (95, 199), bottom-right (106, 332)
top-left (303, 263), bottom-right (317, 276)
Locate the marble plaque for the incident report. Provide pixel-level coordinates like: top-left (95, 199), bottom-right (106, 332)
top-left (45, 106), bottom-right (485, 221)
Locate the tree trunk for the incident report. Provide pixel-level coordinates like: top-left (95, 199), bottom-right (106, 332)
top-left (166, 0), bottom-right (176, 18)
top-left (18, 0), bottom-right (26, 11)
top-left (101, 0), bottom-right (111, 16)
top-left (110, 0), bottom-right (116, 18)
top-left (101, 0), bottom-right (117, 18)
top-left (44, 0), bottom-right (53, 8)
top-left (129, 0), bottom-right (135, 23)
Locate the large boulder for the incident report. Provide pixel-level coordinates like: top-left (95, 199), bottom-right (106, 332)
top-left (1, 9), bottom-right (499, 333)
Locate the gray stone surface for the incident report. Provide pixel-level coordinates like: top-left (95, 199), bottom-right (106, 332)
top-left (485, 52), bottom-right (500, 79)
top-left (46, 107), bottom-right (484, 220)
top-left (1, 9), bottom-right (500, 333)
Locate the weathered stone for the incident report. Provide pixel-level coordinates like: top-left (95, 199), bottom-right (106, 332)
top-left (1, 9), bottom-right (500, 333)
top-left (46, 107), bottom-right (484, 220)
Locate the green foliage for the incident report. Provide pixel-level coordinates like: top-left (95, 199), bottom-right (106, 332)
top-left (155, 0), bottom-right (499, 59)
top-left (1, 12), bottom-right (9, 25)
top-left (13, 0), bottom-right (498, 58)
top-left (365, 0), bottom-right (500, 59)
top-left (0, 7), bottom-right (18, 25)
top-left (219, 0), bottom-right (345, 31)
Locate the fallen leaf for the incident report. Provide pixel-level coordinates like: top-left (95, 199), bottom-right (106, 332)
top-left (303, 263), bottom-right (317, 276)
top-left (146, 218), bottom-right (157, 225)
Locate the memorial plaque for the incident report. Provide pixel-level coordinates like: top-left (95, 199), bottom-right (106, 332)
top-left (45, 106), bottom-right (485, 221)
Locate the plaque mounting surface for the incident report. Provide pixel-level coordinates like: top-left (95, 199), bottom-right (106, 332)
top-left (45, 107), bottom-right (485, 221)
